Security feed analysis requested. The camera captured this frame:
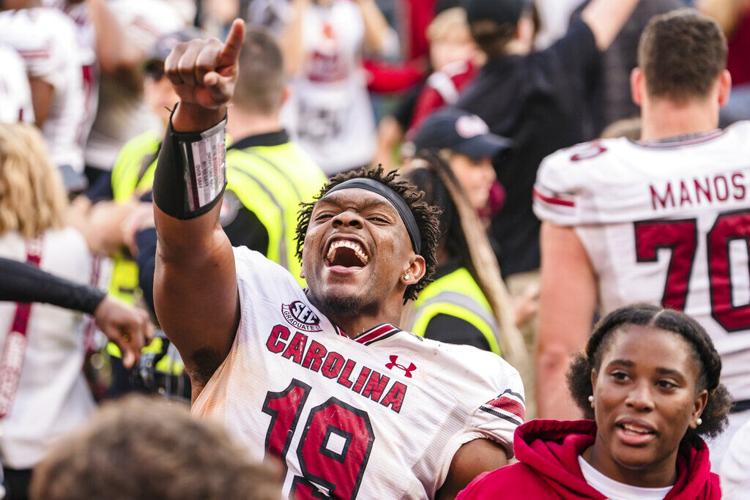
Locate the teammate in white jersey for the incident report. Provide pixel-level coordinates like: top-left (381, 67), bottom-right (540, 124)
top-left (0, 3), bottom-right (86, 191)
top-left (533, 10), bottom-right (749, 464)
top-left (151, 20), bottom-right (525, 499)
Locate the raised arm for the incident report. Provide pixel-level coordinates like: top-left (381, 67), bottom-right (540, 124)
top-left (581, 0), bottom-right (641, 51)
top-left (152, 20), bottom-right (246, 391)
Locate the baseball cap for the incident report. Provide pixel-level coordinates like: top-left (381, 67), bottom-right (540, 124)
top-left (144, 28), bottom-right (204, 74)
top-left (411, 108), bottom-right (512, 161)
top-left (462, 0), bottom-right (532, 26)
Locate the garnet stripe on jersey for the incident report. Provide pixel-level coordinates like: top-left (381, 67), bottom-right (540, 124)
top-left (355, 323), bottom-right (400, 345)
top-left (485, 395), bottom-right (525, 421)
top-left (533, 188), bottom-right (575, 208)
top-left (479, 405), bottom-right (523, 426)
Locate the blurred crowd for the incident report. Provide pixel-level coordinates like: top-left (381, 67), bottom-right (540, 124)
top-left (1, 0), bottom-right (750, 499)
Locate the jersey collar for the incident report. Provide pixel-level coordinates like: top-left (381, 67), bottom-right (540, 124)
top-left (335, 323), bottom-right (401, 345)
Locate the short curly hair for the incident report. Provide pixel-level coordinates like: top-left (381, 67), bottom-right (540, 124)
top-left (295, 166), bottom-right (441, 302)
top-left (567, 303), bottom-right (732, 448)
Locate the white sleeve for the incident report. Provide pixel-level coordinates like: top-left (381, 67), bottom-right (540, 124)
top-left (533, 148), bottom-right (584, 226)
top-left (458, 362), bottom-right (526, 457)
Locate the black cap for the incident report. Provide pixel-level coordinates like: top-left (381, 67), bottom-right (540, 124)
top-left (145, 28), bottom-right (204, 68)
top-left (463, 0), bottom-right (531, 26)
top-left (411, 108), bottom-right (512, 161)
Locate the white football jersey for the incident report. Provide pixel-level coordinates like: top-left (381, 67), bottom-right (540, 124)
top-left (193, 247), bottom-right (525, 499)
top-left (534, 122), bottom-right (750, 402)
top-left (0, 44), bottom-right (34, 123)
top-left (0, 8), bottom-right (85, 172)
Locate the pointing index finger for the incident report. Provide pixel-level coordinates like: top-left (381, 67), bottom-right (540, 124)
top-left (217, 19), bottom-right (246, 69)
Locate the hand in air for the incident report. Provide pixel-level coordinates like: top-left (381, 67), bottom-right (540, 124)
top-left (164, 19), bottom-right (246, 109)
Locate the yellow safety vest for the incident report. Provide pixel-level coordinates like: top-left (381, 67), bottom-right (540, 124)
top-left (109, 131), bottom-right (161, 304)
top-left (225, 141), bottom-right (326, 286)
top-left (409, 267), bottom-right (502, 355)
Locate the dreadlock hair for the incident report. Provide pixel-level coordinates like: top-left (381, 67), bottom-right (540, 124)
top-left (295, 165), bottom-right (441, 302)
top-left (567, 303), bottom-right (732, 448)
top-left (401, 152), bottom-right (529, 376)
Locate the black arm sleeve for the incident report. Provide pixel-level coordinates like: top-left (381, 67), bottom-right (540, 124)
top-left (423, 314), bottom-right (491, 352)
top-left (0, 257), bottom-right (105, 314)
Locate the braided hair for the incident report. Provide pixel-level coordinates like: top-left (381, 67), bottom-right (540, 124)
top-left (567, 303), bottom-right (732, 447)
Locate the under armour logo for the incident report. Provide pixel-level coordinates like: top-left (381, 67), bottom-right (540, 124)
top-left (385, 355), bottom-right (417, 378)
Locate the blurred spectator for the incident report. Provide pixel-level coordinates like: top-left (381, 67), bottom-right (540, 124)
top-left (533, 0), bottom-right (585, 49)
top-left (400, 111), bottom-right (517, 352)
top-left (455, 0), bottom-right (639, 286)
top-left (585, 0), bottom-right (684, 133)
top-left (83, 0), bottom-right (184, 183)
top-left (0, 44), bottom-right (34, 124)
top-left (280, 0), bottom-right (392, 175)
top-left (30, 395), bottom-right (283, 500)
top-left (44, 0), bottom-right (147, 188)
top-left (375, 7), bottom-right (480, 168)
top-left (409, 109), bottom-right (507, 223)
top-left (0, 2), bottom-right (88, 193)
top-left (0, 124), bottom-right (143, 499)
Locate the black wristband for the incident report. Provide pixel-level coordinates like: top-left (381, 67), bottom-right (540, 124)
top-left (153, 113), bottom-right (227, 220)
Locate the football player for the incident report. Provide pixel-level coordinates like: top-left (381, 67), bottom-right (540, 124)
top-left (151, 20), bottom-right (525, 499)
top-left (534, 9), bottom-right (750, 467)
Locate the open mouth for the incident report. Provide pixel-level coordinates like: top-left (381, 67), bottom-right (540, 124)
top-left (617, 423), bottom-right (655, 435)
top-left (615, 419), bottom-right (657, 445)
top-left (325, 239), bottom-right (369, 268)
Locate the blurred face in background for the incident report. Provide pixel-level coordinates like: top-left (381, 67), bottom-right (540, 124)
top-left (429, 33), bottom-right (477, 71)
top-left (144, 62), bottom-right (179, 127)
top-left (448, 153), bottom-right (496, 212)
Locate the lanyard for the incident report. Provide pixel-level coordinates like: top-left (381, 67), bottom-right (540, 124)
top-left (0, 240), bottom-right (42, 419)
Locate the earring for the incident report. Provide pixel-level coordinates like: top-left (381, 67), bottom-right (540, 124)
top-left (696, 417), bottom-right (703, 426)
top-left (403, 274), bottom-right (411, 281)
top-left (588, 395), bottom-right (594, 407)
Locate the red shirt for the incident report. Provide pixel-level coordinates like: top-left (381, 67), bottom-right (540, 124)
top-left (458, 419), bottom-right (722, 500)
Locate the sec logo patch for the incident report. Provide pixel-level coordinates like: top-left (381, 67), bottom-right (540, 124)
top-left (281, 301), bottom-right (322, 332)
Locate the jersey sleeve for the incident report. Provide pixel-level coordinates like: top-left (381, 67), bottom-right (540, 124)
top-left (459, 360), bottom-right (525, 457)
top-left (533, 140), bottom-right (614, 226)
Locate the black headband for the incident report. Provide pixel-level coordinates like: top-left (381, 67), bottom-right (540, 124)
top-left (324, 178), bottom-right (422, 253)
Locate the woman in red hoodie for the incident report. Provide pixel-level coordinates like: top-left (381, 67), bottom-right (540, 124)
top-left (458, 303), bottom-right (732, 499)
